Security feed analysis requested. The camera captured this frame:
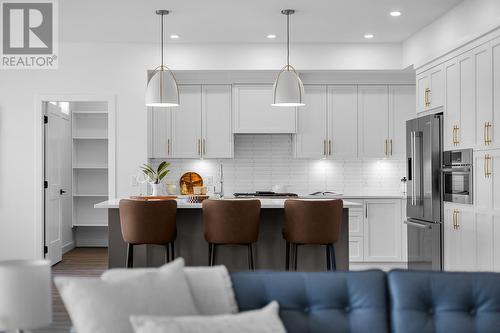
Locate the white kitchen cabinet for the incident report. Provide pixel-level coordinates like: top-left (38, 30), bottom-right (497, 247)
top-left (363, 199), bottom-right (402, 262)
top-left (295, 85), bottom-right (328, 158)
top-left (201, 85), bottom-right (233, 158)
top-left (349, 237), bottom-right (364, 262)
top-left (171, 85), bottom-right (203, 158)
top-left (348, 207), bottom-right (364, 262)
top-left (443, 203), bottom-right (476, 271)
top-left (232, 85), bottom-right (296, 133)
top-left (474, 43), bottom-right (493, 148)
top-left (474, 150), bottom-right (500, 211)
top-left (148, 109), bottom-right (172, 158)
top-left (358, 86), bottom-right (389, 159)
top-left (416, 64), bottom-right (444, 113)
top-left (444, 51), bottom-right (476, 150)
top-left (491, 37), bottom-right (500, 149)
top-left (389, 85), bottom-right (415, 159)
top-left (328, 85), bottom-right (358, 159)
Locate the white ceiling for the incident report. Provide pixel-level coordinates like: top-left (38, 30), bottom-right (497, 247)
top-left (60, 0), bottom-right (463, 44)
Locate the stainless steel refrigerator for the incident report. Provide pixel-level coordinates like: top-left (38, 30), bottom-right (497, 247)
top-left (405, 113), bottom-right (443, 270)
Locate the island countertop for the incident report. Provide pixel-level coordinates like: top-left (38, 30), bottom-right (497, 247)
top-left (95, 197), bottom-right (361, 209)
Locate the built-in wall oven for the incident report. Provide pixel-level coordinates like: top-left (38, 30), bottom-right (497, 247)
top-left (442, 149), bottom-right (473, 205)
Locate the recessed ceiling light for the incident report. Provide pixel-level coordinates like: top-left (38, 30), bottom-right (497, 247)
top-left (170, 34), bottom-right (180, 39)
top-left (267, 34), bottom-right (277, 39)
top-left (364, 34), bottom-right (375, 39)
top-left (390, 11), bottom-right (402, 17)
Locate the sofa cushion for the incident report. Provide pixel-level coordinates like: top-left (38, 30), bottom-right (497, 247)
top-left (388, 270), bottom-right (500, 333)
top-left (231, 270), bottom-right (389, 333)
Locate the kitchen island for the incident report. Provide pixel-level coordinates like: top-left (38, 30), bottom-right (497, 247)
top-left (95, 198), bottom-right (360, 271)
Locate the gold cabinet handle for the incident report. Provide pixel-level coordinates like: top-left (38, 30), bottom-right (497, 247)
top-left (323, 140), bottom-right (327, 156)
top-left (198, 139), bottom-right (201, 155)
top-left (486, 122), bottom-right (492, 145)
top-left (455, 125), bottom-right (460, 145)
top-left (484, 122), bottom-right (488, 145)
top-left (452, 126), bottom-right (456, 145)
top-left (452, 210), bottom-right (456, 230)
top-left (390, 139), bottom-right (393, 156)
top-left (167, 139), bottom-right (170, 155)
top-left (384, 139), bottom-right (387, 156)
top-left (424, 88), bottom-right (431, 107)
top-left (485, 154), bottom-right (492, 178)
top-left (455, 210), bottom-right (460, 230)
top-left (329, 140), bottom-right (332, 156)
top-left (203, 139), bottom-right (206, 155)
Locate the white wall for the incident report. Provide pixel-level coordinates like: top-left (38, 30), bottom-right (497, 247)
top-left (403, 0), bottom-right (500, 69)
top-left (0, 41), bottom-right (403, 260)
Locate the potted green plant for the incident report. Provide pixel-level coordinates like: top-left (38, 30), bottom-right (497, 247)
top-left (140, 161), bottom-right (170, 196)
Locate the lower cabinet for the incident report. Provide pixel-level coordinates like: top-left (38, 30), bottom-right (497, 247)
top-left (348, 198), bottom-right (405, 264)
top-left (443, 203), bottom-right (476, 271)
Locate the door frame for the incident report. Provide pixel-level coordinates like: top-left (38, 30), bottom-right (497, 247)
top-left (34, 93), bottom-right (116, 259)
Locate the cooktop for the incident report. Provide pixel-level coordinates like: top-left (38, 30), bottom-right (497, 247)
top-left (233, 191), bottom-right (298, 198)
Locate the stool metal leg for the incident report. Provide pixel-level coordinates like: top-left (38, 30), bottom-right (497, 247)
top-left (164, 244), bottom-right (170, 264)
top-left (208, 243), bottom-right (213, 266)
top-left (326, 244), bottom-right (331, 271)
top-left (331, 244), bottom-right (337, 271)
top-left (247, 244), bottom-right (255, 270)
top-left (285, 241), bottom-right (290, 271)
top-left (210, 244), bottom-right (217, 266)
top-left (170, 241), bottom-right (175, 261)
top-left (293, 244), bottom-right (298, 271)
top-left (126, 244), bottom-right (134, 268)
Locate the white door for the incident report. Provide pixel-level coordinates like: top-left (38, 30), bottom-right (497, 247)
top-left (295, 85), bottom-right (328, 159)
top-left (389, 85), bottom-right (415, 159)
top-left (492, 37), bottom-right (500, 148)
top-left (458, 52), bottom-right (475, 148)
top-left (475, 211), bottom-right (494, 271)
top-left (45, 102), bottom-right (71, 265)
top-left (149, 108), bottom-right (172, 158)
top-left (429, 66), bottom-right (444, 110)
top-left (456, 206), bottom-right (476, 271)
top-left (232, 85), bottom-right (296, 133)
top-left (363, 199), bottom-right (402, 262)
top-left (474, 44), bottom-right (493, 148)
top-left (358, 86), bottom-right (389, 158)
top-left (171, 85), bottom-right (203, 158)
top-left (443, 204), bottom-right (460, 270)
top-left (202, 85), bottom-right (233, 158)
top-left (474, 152), bottom-right (493, 210)
top-left (328, 85), bottom-right (358, 159)
top-left (444, 59), bottom-right (460, 151)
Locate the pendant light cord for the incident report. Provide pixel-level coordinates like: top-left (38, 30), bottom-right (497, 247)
top-left (286, 12), bottom-right (290, 69)
top-left (160, 13), bottom-right (165, 69)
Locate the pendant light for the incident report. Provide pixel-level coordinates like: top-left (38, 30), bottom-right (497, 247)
top-left (272, 9), bottom-right (305, 107)
top-left (145, 10), bottom-right (179, 107)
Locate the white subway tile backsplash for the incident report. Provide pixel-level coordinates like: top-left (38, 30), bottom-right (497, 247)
top-left (150, 135), bottom-right (406, 196)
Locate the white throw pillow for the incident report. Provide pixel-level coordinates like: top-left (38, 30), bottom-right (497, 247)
top-left (102, 265), bottom-right (238, 315)
top-left (55, 258), bottom-right (198, 333)
top-left (130, 301), bottom-right (286, 333)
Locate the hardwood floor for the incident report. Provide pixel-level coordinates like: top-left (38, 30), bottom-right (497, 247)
top-left (34, 247), bottom-right (108, 333)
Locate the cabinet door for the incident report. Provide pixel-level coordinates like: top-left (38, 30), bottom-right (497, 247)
top-left (444, 204), bottom-right (476, 271)
top-left (474, 44), bottom-right (493, 148)
top-left (328, 85), bottom-right (358, 159)
top-left (457, 52), bottom-right (475, 148)
top-left (349, 236), bottom-right (364, 262)
top-left (475, 211), bottom-right (494, 271)
top-left (358, 86), bottom-right (389, 159)
top-left (363, 199), bottom-right (402, 262)
top-left (348, 208), bottom-right (364, 237)
top-left (416, 73), bottom-right (430, 113)
top-left (444, 59), bottom-right (460, 151)
top-left (295, 85), bottom-right (328, 158)
top-left (389, 85), bottom-right (415, 159)
top-left (171, 85), bottom-right (203, 158)
top-left (474, 152), bottom-right (493, 210)
top-left (494, 214), bottom-right (500, 272)
top-left (492, 150), bottom-right (500, 211)
top-left (429, 65), bottom-right (444, 110)
top-left (233, 85), bottom-right (296, 133)
top-left (202, 85), bottom-right (233, 158)
top-left (492, 37), bottom-right (500, 148)
top-left (443, 204), bottom-right (460, 270)
top-left (148, 108), bottom-right (171, 158)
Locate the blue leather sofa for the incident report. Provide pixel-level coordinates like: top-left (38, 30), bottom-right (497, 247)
top-left (231, 270), bottom-right (500, 333)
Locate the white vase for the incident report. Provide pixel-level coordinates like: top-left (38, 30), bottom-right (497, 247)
top-left (150, 183), bottom-right (162, 196)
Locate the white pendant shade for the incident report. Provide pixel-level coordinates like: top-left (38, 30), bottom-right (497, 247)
top-left (272, 67), bottom-right (305, 106)
top-left (145, 68), bottom-right (179, 107)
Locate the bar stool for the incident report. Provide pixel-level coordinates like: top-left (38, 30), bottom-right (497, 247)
top-left (119, 199), bottom-right (177, 268)
top-left (283, 199), bottom-right (343, 271)
top-left (202, 199), bottom-right (261, 270)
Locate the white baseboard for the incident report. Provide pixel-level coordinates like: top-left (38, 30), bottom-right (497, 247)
top-left (62, 241), bottom-right (75, 254)
top-left (349, 262), bottom-right (408, 271)
top-left (75, 227), bottom-right (108, 247)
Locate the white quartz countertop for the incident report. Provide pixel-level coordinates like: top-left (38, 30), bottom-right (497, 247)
top-left (95, 197), bottom-right (361, 209)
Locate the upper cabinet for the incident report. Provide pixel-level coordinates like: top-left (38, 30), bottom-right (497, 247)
top-left (416, 64), bottom-right (444, 113)
top-left (148, 84), bottom-right (233, 159)
top-left (358, 85), bottom-right (389, 159)
top-left (232, 85), bottom-right (297, 134)
top-left (295, 85), bottom-right (358, 159)
top-left (389, 85), bottom-right (416, 159)
top-left (474, 43), bottom-right (493, 149)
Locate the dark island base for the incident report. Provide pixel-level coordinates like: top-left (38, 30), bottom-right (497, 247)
top-left (108, 208), bottom-right (349, 271)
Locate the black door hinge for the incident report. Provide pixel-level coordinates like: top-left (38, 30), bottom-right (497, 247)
top-left (44, 246), bottom-right (48, 254)
top-left (44, 181), bottom-right (48, 188)
top-left (44, 115), bottom-right (48, 124)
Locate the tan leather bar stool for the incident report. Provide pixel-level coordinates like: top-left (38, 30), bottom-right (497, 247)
top-left (119, 199), bottom-right (177, 268)
top-left (283, 199), bottom-right (343, 271)
top-left (202, 199), bottom-right (261, 270)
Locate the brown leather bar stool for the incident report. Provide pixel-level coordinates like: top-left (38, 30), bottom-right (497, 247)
top-left (119, 199), bottom-right (177, 268)
top-left (283, 199), bottom-right (343, 271)
top-left (202, 199), bottom-right (261, 270)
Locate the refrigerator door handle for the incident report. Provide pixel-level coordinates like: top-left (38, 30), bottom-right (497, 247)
top-left (411, 131), bottom-right (416, 205)
top-left (404, 219), bottom-right (433, 229)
